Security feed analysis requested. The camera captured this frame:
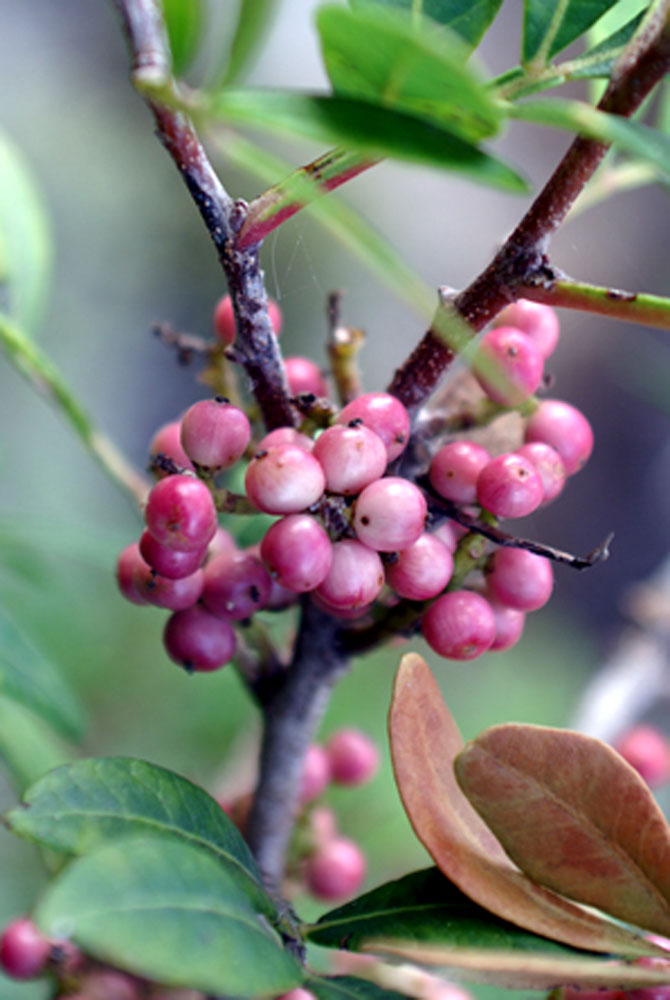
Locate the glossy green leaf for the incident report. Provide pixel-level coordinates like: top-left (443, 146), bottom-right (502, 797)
top-left (6, 757), bottom-right (269, 912)
top-left (569, 10), bottom-right (646, 79)
top-left (308, 867), bottom-right (583, 957)
top-left (211, 91), bottom-right (527, 191)
top-left (0, 128), bottom-right (51, 335)
top-left (349, 0), bottom-right (504, 48)
top-left (317, 5), bottom-right (501, 141)
top-left (221, 0), bottom-right (280, 85)
top-left (35, 836), bottom-right (303, 997)
top-left (522, 0), bottom-right (622, 66)
top-left (0, 695), bottom-right (72, 793)
top-left (0, 603), bottom-right (84, 741)
top-left (508, 98), bottom-right (670, 179)
top-left (162, 0), bottom-right (204, 75)
top-left (307, 975), bottom-right (408, 1000)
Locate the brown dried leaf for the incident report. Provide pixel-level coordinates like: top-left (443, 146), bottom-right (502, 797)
top-left (454, 722), bottom-right (670, 935)
top-left (388, 653), bottom-right (658, 956)
top-left (363, 940), bottom-right (670, 991)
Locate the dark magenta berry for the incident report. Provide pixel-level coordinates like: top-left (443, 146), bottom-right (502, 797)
top-left (0, 918), bottom-right (51, 980)
top-left (144, 474), bottom-right (218, 552)
top-left (116, 542), bottom-right (149, 605)
top-left (132, 562), bottom-right (204, 610)
top-left (163, 605), bottom-right (236, 671)
top-left (203, 551), bottom-right (272, 620)
top-left (139, 530), bottom-right (207, 579)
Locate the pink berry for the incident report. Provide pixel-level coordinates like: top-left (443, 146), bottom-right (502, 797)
top-left (386, 533), bottom-right (453, 600)
top-left (315, 539), bottom-right (385, 610)
top-left (493, 300), bottom-right (560, 358)
top-left (486, 547), bottom-right (554, 611)
top-left (0, 918), bottom-right (51, 980)
top-left (336, 392), bottom-right (410, 462)
top-left (431, 520), bottom-right (468, 553)
top-left (139, 530), bottom-right (207, 579)
top-left (145, 474), bottom-right (218, 551)
top-left (76, 970), bottom-right (143, 1000)
top-left (163, 605), bottom-right (236, 671)
top-left (149, 420), bottom-right (193, 476)
top-left (260, 515), bottom-right (332, 593)
top-left (615, 725), bottom-right (669, 787)
top-left (354, 477), bottom-right (427, 552)
top-left (244, 445), bottom-right (326, 515)
top-left (116, 542), bottom-right (149, 605)
top-left (310, 806), bottom-right (338, 845)
top-left (301, 745), bottom-right (332, 802)
top-left (326, 730), bottom-right (380, 785)
top-left (516, 442), bottom-right (566, 505)
top-left (284, 356), bottom-right (328, 397)
top-left (476, 453), bottom-right (544, 518)
top-left (214, 294), bottom-right (282, 346)
top-left (426, 984), bottom-right (475, 1000)
top-left (203, 551), bottom-right (272, 620)
top-left (259, 426), bottom-right (314, 452)
top-left (133, 562), bottom-right (204, 611)
top-left (277, 991), bottom-right (317, 1000)
top-left (525, 399), bottom-right (594, 476)
top-left (206, 526), bottom-right (237, 561)
top-left (180, 398), bottom-right (250, 470)
top-left (429, 441), bottom-right (491, 504)
top-left (473, 327), bottom-right (544, 406)
top-left (313, 424), bottom-right (387, 495)
top-left (488, 601), bottom-right (526, 651)
top-left (311, 592), bottom-right (373, 620)
top-left (422, 591), bottom-right (496, 660)
top-left (305, 837), bottom-right (366, 900)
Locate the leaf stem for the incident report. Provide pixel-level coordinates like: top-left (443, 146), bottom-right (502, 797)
top-left (0, 314), bottom-right (149, 505)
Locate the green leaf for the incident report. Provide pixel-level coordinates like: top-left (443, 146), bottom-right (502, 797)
top-left (162, 0), bottom-right (204, 75)
top-left (308, 868), bottom-right (584, 956)
top-left (308, 975), bottom-right (408, 1000)
top-left (507, 97), bottom-right (670, 179)
top-left (522, 0), bottom-right (623, 66)
top-left (0, 603), bottom-right (84, 742)
top-left (35, 836), bottom-right (303, 997)
top-left (211, 91), bottom-right (527, 191)
top-left (221, 0), bottom-right (281, 86)
top-left (0, 128), bottom-right (52, 335)
top-left (0, 695), bottom-right (73, 793)
top-left (317, 5), bottom-right (501, 141)
top-left (569, 10), bottom-right (646, 79)
top-left (349, 0), bottom-right (504, 52)
top-left (6, 757), bottom-right (269, 912)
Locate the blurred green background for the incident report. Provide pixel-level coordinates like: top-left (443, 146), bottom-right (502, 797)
top-left (0, 1), bottom-right (668, 998)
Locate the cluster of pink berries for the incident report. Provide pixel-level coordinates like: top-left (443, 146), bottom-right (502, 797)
top-left (116, 295), bottom-right (594, 669)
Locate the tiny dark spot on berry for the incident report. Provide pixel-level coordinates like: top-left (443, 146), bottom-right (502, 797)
top-left (348, 418), bottom-right (363, 428)
top-left (396, 433), bottom-right (406, 443)
top-left (361, 516), bottom-right (370, 525)
top-left (250, 585), bottom-right (261, 603)
top-left (182, 661), bottom-right (195, 675)
top-left (254, 449), bottom-right (269, 460)
top-left (214, 395), bottom-right (230, 404)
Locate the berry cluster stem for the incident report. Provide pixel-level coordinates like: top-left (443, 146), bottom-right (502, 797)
top-left (388, 6), bottom-right (670, 411)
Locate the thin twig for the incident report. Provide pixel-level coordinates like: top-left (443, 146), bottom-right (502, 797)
top-left (519, 278), bottom-right (670, 329)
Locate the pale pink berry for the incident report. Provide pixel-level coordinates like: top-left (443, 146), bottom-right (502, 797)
top-left (313, 424), bottom-right (387, 495)
top-left (488, 601), bottom-right (526, 651)
top-left (476, 453), bottom-right (544, 518)
top-left (422, 591), bottom-right (496, 660)
top-left (139, 530), bottom-right (207, 579)
top-left (429, 441), bottom-right (491, 504)
top-left (284, 356), bottom-right (328, 397)
top-left (311, 592), bottom-right (373, 620)
top-left (180, 398), bottom-right (250, 470)
top-left (486, 547), bottom-right (553, 611)
top-left (310, 806), bottom-right (338, 845)
top-left (260, 515), bottom-right (332, 593)
top-left (277, 990), bottom-right (317, 1000)
top-left (305, 837), bottom-right (366, 900)
top-left (145, 475), bottom-right (218, 552)
top-left (116, 543), bottom-right (149, 605)
top-left (76, 970), bottom-right (142, 1000)
top-left (493, 299), bottom-right (560, 358)
top-left (525, 399), bottom-right (594, 475)
top-left (336, 392), bottom-right (410, 462)
top-left (315, 540), bottom-right (385, 610)
top-left (516, 442), bottom-right (566, 505)
top-left (327, 730), bottom-right (380, 785)
top-left (259, 426), bottom-right (314, 452)
top-left (163, 605), bottom-right (236, 671)
top-left (386, 533), bottom-right (453, 600)
top-left (244, 445), bottom-right (326, 514)
top-left (203, 551), bottom-right (272, 620)
top-left (133, 562), bottom-right (204, 611)
top-left (214, 294), bottom-right (282, 345)
top-left (149, 420), bottom-right (193, 476)
top-left (615, 725), bottom-right (669, 787)
top-left (0, 918), bottom-right (51, 980)
top-left (473, 327), bottom-right (544, 406)
top-left (354, 477), bottom-right (427, 552)
top-left (431, 520), bottom-right (468, 553)
top-left (206, 526), bottom-right (237, 561)
top-left (301, 745), bottom-right (331, 802)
